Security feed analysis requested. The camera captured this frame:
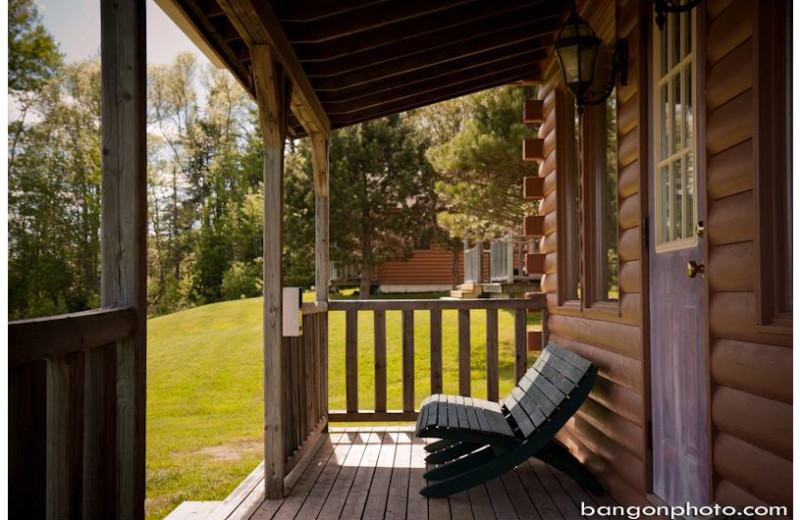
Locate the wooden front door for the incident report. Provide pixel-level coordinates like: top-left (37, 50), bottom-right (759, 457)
top-left (647, 6), bottom-right (711, 507)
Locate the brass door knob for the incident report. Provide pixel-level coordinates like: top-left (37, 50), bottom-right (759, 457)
top-left (686, 260), bottom-right (705, 278)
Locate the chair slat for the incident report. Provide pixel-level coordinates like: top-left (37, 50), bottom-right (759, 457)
top-left (511, 387), bottom-right (547, 427)
top-left (506, 392), bottom-right (536, 437)
top-left (548, 342), bottom-right (592, 371)
top-left (536, 363), bottom-right (577, 395)
top-left (526, 370), bottom-right (565, 409)
top-left (539, 350), bottom-right (585, 383)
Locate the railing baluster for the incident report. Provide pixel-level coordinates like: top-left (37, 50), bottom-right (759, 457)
top-left (458, 309), bottom-right (471, 396)
top-left (514, 308), bottom-right (527, 382)
top-left (374, 310), bottom-right (387, 412)
top-left (486, 309), bottom-right (499, 402)
top-left (345, 309), bottom-right (358, 413)
top-left (402, 310), bottom-right (415, 412)
top-left (429, 308), bottom-right (443, 394)
top-left (46, 352), bottom-right (84, 518)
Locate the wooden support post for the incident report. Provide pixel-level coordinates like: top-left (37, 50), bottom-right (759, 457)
top-left (252, 43), bottom-right (291, 499)
top-left (100, 0), bottom-right (147, 516)
top-left (311, 133), bottom-right (330, 302)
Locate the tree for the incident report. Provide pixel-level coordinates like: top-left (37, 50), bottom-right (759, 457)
top-left (8, 59), bottom-right (102, 318)
top-left (329, 114), bottom-right (436, 297)
top-left (8, 0), bottom-right (62, 93)
top-left (424, 86), bottom-right (538, 242)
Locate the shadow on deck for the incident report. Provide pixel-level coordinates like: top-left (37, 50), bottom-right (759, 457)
top-left (165, 427), bottom-right (618, 520)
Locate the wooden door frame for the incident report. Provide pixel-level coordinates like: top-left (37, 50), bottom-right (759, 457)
top-left (641, 0), bottom-right (714, 502)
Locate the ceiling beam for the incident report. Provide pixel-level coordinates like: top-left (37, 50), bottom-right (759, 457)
top-left (323, 62), bottom-right (544, 115)
top-left (322, 50), bottom-right (547, 111)
top-left (280, 0), bottom-right (472, 44)
top-left (309, 34), bottom-right (555, 92)
top-left (318, 48), bottom-right (549, 104)
top-left (300, 9), bottom-right (563, 77)
top-left (293, 0), bottom-right (560, 62)
top-left (271, 0), bottom-right (389, 23)
top-left (218, 0), bottom-right (331, 136)
top-left (330, 70), bottom-right (541, 126)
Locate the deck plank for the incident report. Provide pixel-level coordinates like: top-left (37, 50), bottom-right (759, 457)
top-left (291, 432), bottom-right (355, 520)
top-left (529, 458), bottom-right (584, 519)
top-left (408, 436), bottom-right (429, 520)
top-left (485, 477), bottom-right (519, 520)
top-left (338, 431), bottom-right (384, 519)
top-left (500, 472), bottom-right (542, 520)
top-left (515, 460), bottom-right (562, 520)
top-left (185, 427), bottom-right (619, 520)
top-left (362, 430), bottom-right (398, 520)
top-left (265, 432), bottom-right (345, 520)
top-left (448, 492), bottom-right (473, 520)
top-left (317, 435), bottom-right (367, 519)
top-left (385, 441), bottom-right (412, 520)
top-left (467, 485), bottom-right (496, 520)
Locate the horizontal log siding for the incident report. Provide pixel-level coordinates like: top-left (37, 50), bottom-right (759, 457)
top-left (704, 0), bottom-right (791, 508)
top-left (376, 246), bottom-right (463, 286)
top-left (535, 0), bottom-right (649, 506)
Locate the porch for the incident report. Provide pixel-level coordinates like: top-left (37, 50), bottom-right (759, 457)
top-left (167, 427), bottom-right (618, 520)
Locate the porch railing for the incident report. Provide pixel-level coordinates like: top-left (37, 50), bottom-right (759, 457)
top-left (327, 295), bottom-right (546, 422)
top-left (463, 244), bottom-right (483, 284)
top-left (9, 307), bottom-right (139, 518)
top-left (282, 302), bottom-right (328, 476)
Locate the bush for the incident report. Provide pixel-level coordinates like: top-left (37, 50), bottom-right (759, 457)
top-left (221, 260), bottom-right (262, 300)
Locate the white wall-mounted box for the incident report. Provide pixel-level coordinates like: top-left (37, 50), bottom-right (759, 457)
top-left (282, 287), bottom-right (302, 337)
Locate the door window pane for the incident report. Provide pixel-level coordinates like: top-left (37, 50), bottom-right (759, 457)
top-left (654, 7), bottom-right (696, 248)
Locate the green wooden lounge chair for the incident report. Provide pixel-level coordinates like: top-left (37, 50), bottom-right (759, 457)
top-left (414, 341), bottom-right (603, 497)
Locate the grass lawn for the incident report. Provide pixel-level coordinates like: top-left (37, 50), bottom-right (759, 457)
top-left (146, 294), bottom-right (541, 520)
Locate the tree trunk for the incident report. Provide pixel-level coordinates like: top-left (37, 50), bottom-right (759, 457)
top-left (359, 269), bottom-right (372, 299)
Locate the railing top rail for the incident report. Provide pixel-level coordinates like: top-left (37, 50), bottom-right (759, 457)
top-left (302, 301), bottom-right (328, 315)
top-left (9, 306), bottom-right (137, 366)
top-left (328, 295), bottom-right (545, 312)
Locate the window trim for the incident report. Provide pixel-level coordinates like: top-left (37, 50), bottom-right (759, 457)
top-left (582, 94), bottom-right (621, 310)
top-left (754, 0), bottom-right (792, 332)
top-left (555, 87), bottom-right (583, 308)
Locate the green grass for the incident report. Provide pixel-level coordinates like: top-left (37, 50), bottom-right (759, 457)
top-left (146, 294), bottom-right (540, 520)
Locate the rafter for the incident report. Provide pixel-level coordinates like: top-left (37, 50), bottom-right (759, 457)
top-left (309, 35), bottom-right (555, 91)
top-left (330, 69), bottom-right (541, 126)
top-left (218, 0), bottom-right (331, 136)
top-left (298, 6), bottom-right (563, 77)
top-left (280, 0), bottom-right (473, 43)
top-left (318, 49), bottom-right (549, 104)
top-left (292, 0), bottom-right (558, 62)
top-left (322, 60), bottom-right (545, 114)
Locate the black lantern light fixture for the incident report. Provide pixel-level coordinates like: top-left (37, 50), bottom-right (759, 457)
top-left (554, 8), bottom-right (628, 114)
top-left (654, 0), bottom-right (703, 31)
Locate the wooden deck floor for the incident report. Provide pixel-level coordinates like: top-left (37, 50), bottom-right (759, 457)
top-left (167, 427), bottom-right (618, 520)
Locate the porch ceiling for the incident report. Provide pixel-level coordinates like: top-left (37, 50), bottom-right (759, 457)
top-left (167, 0), bottom-right (568, 136)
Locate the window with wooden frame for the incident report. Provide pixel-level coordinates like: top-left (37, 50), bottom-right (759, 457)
top-left (755, 0), bottom-right (792, 330)
top-left (556, 88), bottom-right (582, 305)
top-left (653, 8), bottom-right (697, 252)
top-left (583, 90), bottom-right (619, 305)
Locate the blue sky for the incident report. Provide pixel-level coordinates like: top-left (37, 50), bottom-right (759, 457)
top-left (37, 0), bottom-right (211, 66)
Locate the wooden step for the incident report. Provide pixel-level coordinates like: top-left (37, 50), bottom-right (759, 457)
top-left (163, 501), bottom-right (222, 520)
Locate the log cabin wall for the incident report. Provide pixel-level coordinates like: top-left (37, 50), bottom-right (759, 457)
top-left (535, 0), bottom-right (652, 507)
top-left (536, 0), bottom-right (792, 509)
top-left (703, 0), bottom-right (792, 508)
